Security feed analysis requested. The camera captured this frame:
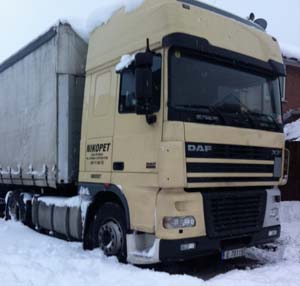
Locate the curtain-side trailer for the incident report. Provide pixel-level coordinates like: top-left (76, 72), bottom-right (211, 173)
top-left (1, 0), bottom-right (288, 264)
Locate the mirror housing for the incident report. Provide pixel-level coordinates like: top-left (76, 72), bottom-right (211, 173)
top-left (135, 52), bottom-right (154, 119)
top-left (135, 52), bottom-right (153, 68)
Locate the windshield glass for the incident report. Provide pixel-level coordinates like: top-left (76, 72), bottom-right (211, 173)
top-left (168, 48), bottom-right (283, 132)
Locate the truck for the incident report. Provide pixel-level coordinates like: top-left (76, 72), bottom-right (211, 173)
top-left (0, 0), bottom-right (288, 265)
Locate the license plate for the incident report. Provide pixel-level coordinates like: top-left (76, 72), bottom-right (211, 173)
top-left (222, 248), bottom-right (246, 260)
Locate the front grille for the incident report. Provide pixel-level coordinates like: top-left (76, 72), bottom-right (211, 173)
top-left (186, 142), bottom-right (282, 160)
top-left (187, 163), bottom-right (274, 173)
top-left (203, 189), bottom-right (266, 238)
top-left (185, 142), bottom-right (282, 185)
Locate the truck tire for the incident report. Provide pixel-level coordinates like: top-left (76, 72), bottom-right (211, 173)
top-left (92, 202), bottom-right (127, 262)
top-left (5, 192), bottom-right (31, 226)
top-left (17, 194), bottom-right (28, 225)
top-left (5, 192), bottom-right (13, 220)
top-left (5, 192), bottom-right (21, 221)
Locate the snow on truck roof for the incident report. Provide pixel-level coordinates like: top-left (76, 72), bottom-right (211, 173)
top-left (0, 23), bottom-right (86, 74)
top-left (0, 26), bottom-right (58, 73)
top-left (86, 0), bottom-right (283, 72)
top-left (0, 0), bottom-right (283, 74)
top-left (179, 0), bottom-right (264, 31)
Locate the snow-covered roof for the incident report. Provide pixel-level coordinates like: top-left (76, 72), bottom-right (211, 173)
top-left (284, 119), bottom-right (300, 141)
top-left (0, 23), bottom-right (86, 73)
top-left (280, 43), bottom-right (300, 64)
top-left (0, 26), bottom-right (58, 73)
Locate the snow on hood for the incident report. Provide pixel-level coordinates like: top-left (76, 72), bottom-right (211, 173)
top-left (284, 119), bottom-right (300, 141)
top-left (280, 42), bottom-right (300, 62)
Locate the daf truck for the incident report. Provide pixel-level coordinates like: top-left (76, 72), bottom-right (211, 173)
top-left (0, 0), bottom-right (288, 264)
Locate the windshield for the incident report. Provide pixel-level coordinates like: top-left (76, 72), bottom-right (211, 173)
top-left (168, 48), bottom-right (283, 132)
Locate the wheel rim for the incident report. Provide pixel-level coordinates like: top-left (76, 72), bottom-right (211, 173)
top-left (98, 220), bottom-right (123, 256)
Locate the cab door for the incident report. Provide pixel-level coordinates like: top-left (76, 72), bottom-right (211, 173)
top-left (79, 67), bottom-right (117, 184)
top-left (112, 54), bottom-right (163, 176)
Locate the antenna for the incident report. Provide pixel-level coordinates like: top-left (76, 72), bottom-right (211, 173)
top-left (248, 13), bottom-right (255, 21)
top-left (146, 38), bottom-right (150, 52)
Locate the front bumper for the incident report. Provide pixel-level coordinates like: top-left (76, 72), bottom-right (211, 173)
top-left (127, 225), bottom-right (280, 264)
top-left (159, 225), bottom-right (280, 262)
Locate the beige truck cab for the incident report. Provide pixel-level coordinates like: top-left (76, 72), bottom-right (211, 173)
top-left (77, 0), bottom-right (286, 263)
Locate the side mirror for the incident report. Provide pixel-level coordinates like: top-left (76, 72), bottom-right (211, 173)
top-left (135, 53), bottom-right (156, 124)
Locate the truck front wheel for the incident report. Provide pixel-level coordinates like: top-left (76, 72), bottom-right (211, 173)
top-left (92, 202), bottom-right (127, 262)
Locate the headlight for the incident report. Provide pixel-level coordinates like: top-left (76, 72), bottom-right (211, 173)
top-left (163, 216), bottom-right (196, 229)
top-left (270, 207), bottom-right (279, 218)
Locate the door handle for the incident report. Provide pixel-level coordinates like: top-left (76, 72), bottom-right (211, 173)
top-left (113, 162), bottom-right (124, 171)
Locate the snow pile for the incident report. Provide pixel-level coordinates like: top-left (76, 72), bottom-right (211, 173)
top-left (38, 194), bottom-right (92, 225)
top-left (278, 202), bottom-right (300, 263)
top-left (70, 0), bottom-right (144, 41)
top-left (0, 202), bottom-right (300, 286)
top-left (246, 201), bottom-right (300, 264)
top-left (280, 42), bottom-right (300, 61)
top-left (11, 165), bottom-right (21, 176)
top-left (0, 221), bottom-right (200, 286)
top-left (0, 167), bottom-right (10, 176)
top-left (27, 164), bottom-right (47, 177)
top-left (116, 54), bottom-right (136, 72)
top-left (38, 196), bottom-right (81, 208)
top-left (281, 201), bottom-right (300, 223)
top-left (284, 119), bottom-right (300, 141)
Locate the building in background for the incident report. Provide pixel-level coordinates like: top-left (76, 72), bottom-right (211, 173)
top-left (281, 47), bottom-right (300, 123)
top-left (280, 46), bottom-right (300, 201)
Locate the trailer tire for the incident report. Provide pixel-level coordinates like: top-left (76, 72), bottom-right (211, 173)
top-left (5, 192), bottom-right (13, 220)
top-left (16, 194), bottom-right (27, 224)
top-left (5, 192), bottom-right (21, 221)
top-left (92, 202), bottom-right (127, 262)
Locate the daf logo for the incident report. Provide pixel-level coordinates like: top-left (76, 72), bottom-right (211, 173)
top-left (188, 144), bottom-right (212, 153)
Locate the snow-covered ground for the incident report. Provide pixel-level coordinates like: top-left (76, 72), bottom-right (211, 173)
top-left (0, 202), bottom-right (299, 286)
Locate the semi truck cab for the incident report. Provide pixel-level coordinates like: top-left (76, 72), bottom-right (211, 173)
top-left (2, 0), bottom-right (287, 265)
top-left (78, 0), bottom-right (287, 263)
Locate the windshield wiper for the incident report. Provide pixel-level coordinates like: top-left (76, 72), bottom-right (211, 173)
top-left (239, 106), bottom-right (257, 129)
top-left (266, 115), bottom-right (282, 130)
top-left (212, 102), bottom-right (256, 128)
top-left (212, 94), bottom-right (281, 131)
top-left (208, 105), bottom-right (228, 124)
top-left (211, 92), bottom-right (256, 128)
top-left (249, 112), bottom-right (282, 131)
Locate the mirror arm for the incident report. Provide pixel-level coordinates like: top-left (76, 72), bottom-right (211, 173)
top-left (144, 101), bottom-right (157, 125)
top-left (146, 113), bottom-right (157, 125)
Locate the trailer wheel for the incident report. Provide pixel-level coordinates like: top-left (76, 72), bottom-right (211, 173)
top-left (5, 192), bottom-right (13, 220)
top-left (18, 194), bottom-right (33, 227)
top-left (92, 202), bottom-right (127, 262)
top-left (5, 192), bottom-right (21, 221)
